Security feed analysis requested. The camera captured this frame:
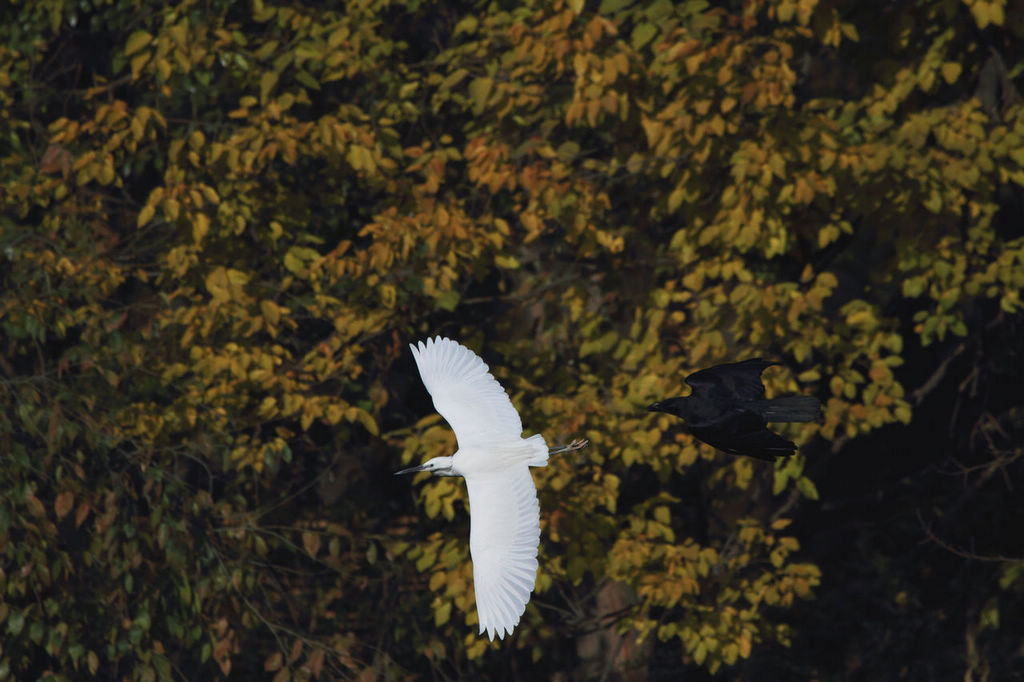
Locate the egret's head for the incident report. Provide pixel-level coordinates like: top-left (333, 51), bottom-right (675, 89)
top-left (394, 456), bottom-right (457, 477)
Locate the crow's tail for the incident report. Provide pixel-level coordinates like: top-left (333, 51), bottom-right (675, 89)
top-left (756, 396), bottom-right (822, 423)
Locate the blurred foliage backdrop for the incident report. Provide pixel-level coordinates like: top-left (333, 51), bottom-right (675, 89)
top-left (2, 0), bottom-right (1023, 679)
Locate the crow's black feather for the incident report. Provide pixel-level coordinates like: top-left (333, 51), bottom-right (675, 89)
top-left (649, 359), bottom-right (821, 461)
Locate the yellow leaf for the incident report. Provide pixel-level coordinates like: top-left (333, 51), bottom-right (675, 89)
top-left (940, 62), bottom-right (961, 84)
top-left (970, 0), bottom-right (1004, 28)
top-left (205, 267), bottom-right (231, 301)
top-left (738, 634), bottom-right (752, 658)
top-left (260, 300), bottom-right (280, 326)
top-left (347, 145), bottom-right (365, 171)
top-left (226, 268), bottom-right (249, 287)
top-left (685, 52), bottom-right (704, 75)
top-left (137, 204), bottom-right (155, 228)
top-left (356, 410), bottom-right (379, 436)
top-left (794, 176), bottom-right (814, 204)
top-left (130, 52), bottom-right (150, 79)
top-left (163, 198), bottom-right (180, 220)
top-left (156, 58), bottom-right (172, 81)
top-left (192, 213), bottom-right (209, 242)
top-left (96, 162), bottom-right (115, 185)
top-left (434, 600), bottom-right (452, 626)
top-left (283, 246), bottom-right (320, 275)
top-left (668, 186), bottom-right (685, 213)
top-left (200, 185), bottom-right (220, 204)
top-left (379, 283), bottom-right (396, 308)
top-left (124, 30), bottom-right (153, 57)
top-left (324, 403), bottom-right (344, 424)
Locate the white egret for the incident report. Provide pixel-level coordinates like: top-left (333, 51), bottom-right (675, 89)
top-left (396, 336), bottom-right (586, 640)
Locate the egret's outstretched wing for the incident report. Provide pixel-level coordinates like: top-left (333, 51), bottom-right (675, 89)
top-left (410, 337), bottom-right (524, 448)
top-left (465, 466), bottom-right (540, 641)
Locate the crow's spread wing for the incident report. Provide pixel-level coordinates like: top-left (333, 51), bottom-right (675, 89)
top-left (687, 410), bottom-right (796, 461)
top-left (684, 358), bottom-right (777, 401)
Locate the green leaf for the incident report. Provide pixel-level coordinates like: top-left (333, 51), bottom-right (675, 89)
top-left (599, 0), bottom-right (635, 13)
top-left (923, 190), bottom-right (942, 213)
top-left (468, 77), bottom-right (493, 114)
top-left (260, 71), bottom-right (279, 103)
top-left (440, 68), bottom-right (469, 92)
top-left (295, 69), bottom-right (321, 91)
top-left (453, 16), bottom-right (478, 34)
top-left (7, 609), bottom-right (25, 635)
top-left (631, 22), bottom-right (657, 50)
top-left (435, 289), bottom-right (460, 311)
top-left (796, 477), bottom-right (819, 501)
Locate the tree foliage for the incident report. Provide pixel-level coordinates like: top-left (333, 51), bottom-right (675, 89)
top-left (1, 0), bottom-right (1022, 679)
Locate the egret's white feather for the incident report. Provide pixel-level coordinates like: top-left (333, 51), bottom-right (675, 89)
top-left (466, 466), bottom-right (541, 640)
top-left (407, 336), bottom-right (549, 641)
top-left (410, 337), bottom-right (525, 449)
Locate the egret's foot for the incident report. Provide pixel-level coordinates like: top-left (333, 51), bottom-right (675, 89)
top-left (549, 438), bottom-right (589, 455)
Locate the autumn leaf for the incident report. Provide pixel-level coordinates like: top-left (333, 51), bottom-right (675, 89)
top-left (54, 491), bottom-right (74, 519)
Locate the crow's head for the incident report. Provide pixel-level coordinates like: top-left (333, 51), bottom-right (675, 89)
top-left (647, 397), bottom-right (690, 418)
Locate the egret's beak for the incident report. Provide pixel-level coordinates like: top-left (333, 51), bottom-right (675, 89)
top-left (394, 464), bottom-right (428, 475)
top-left (647, 402), bottom-right (663, 412)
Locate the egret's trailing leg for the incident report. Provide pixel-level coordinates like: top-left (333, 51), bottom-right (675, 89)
top-left (548, 438), bottom-right (588, 455)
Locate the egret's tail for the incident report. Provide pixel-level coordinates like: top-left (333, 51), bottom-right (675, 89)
top-left (756, 396), bottom-right (822, 423)
top-left (522, 433), bottom-right (549, 468)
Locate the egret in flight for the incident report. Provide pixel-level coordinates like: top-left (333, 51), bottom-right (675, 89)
top-left (396, 337), bottom-right (586, 640)
top-left (648, 358), bottom-right (821, 461)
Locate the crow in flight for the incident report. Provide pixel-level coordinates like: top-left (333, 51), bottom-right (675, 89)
top-left (647, 359), bottom-right (821, 461)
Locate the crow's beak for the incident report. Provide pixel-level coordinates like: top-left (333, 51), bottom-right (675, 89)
top-left (647, 402), bottom-right (663, 413)
top-left (394, 464), bottom-right (428, 475)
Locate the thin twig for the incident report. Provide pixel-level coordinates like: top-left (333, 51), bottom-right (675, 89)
top-left (916, 510), bottom-right (1022, 563)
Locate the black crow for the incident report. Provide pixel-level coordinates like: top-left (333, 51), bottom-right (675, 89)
top-left (647, 358), bottom-right (821, 461)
